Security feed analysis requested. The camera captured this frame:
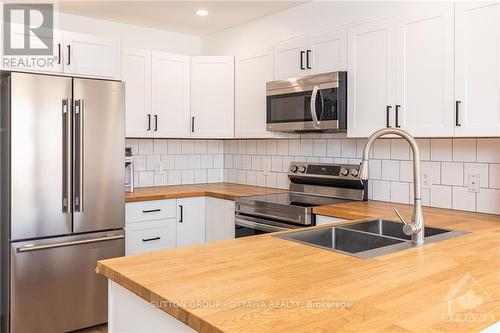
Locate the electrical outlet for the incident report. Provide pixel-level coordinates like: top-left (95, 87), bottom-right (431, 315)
top-left (422, 172), bottom-right (432, 188)
top-left (467, 173), bottom-right (480, 193)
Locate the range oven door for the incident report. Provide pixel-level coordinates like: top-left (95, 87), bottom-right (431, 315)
top-left (234, 214), bottom-right (293, 238)
top-left (266, 79), bottom-right (346, 132)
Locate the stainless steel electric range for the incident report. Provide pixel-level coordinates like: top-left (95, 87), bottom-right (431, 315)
top-left (235, 162), bottom-right (368, 238)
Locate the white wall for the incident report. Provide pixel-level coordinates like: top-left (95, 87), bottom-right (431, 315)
top-left (202, 1), bottom-right (431, 55)
top-left (57, 11), bottom-right (201, 55)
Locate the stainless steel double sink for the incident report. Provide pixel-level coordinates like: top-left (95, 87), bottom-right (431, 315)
top-left (275, 219), bottom-right (467, 259)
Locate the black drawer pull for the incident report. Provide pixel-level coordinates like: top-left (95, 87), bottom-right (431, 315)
top-left (455, 101), bottom-right (462, 126)
top-left (142, 209), bottom-right (161, 213)
top-left (395, 105), bottom-right (401, 128)
top-left (386, 105), bottom-right (392, 128)
top-left (300, 51), bottom-right (305, 70)
top-left (142, 236), bottom-right (160, 242)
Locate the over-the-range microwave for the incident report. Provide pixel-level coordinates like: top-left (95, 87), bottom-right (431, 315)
top-left (266, 71), bottom-right (347, 132)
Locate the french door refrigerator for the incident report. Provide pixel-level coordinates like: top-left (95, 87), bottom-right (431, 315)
top-left (0, 72), bottom-right (125, 333)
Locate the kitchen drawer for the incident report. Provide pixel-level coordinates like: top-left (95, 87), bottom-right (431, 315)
top-left (316, 215), bottom-right (348, 226)
top-left (126, 199), bottom-right (176, 223)
top-left (125, 219), bottom-right (176, 255)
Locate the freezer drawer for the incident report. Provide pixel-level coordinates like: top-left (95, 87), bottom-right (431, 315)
top-left (10, 230), bottom-right (124, 333)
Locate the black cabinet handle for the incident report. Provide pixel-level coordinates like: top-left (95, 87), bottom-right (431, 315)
top-left (395, 105), bottom-right (401, 128)
top-left (57, 43), bottom-right (61, 64)
top-left (386, 105), bottom-right (392, 128)
top-left (306, 50), bottom-right (312, 69)
top-left (191, 117), bottom-right (195, 133)
top-left (178, 205), bottom-right (183, 223)
top-left (142, 208), bottom-right (161, 213)
top-left (67, 45), bottom-right (71, 65)
top-left (154, 115), bottom-right (158, 131)
top-left (147, 114), bottom-right (151, 131)
top-left (142, 236), bottom-right (160, 242)
top-left (300, 51), bottom-right (305, 70)
top-left (456, 101), bottom-right (461, 126)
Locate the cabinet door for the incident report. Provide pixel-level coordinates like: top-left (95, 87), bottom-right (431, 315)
top-left (274, 36), bottom-right (308, 79)
top-left (176, 197), bottom-right (206, 247)
top-left (122, 48), bottom-right (151, 137)
top-left (235, 48), bottom-right (274, 138)
top-left (1, 25), bottom-right (63, 73)
top-left (125, 219), bottom-right (176, 255)
top-left (63, 31), bottom-right (119, 78)
top-left (396, 4), bottom-right (454, 137)
top-left (224, 200), bottom-right (235, 240)
top-left (191, 56), bottom-right (234, 138)
top-left (309, 27), bottom-right (347, 74)
top-left (205, 197), bottom-right (226, 242)
top-left (455, 2), bottom-right (500, 136)
top-left (151, 52), bottom-right (191, 138)
top-left (347, 18), bottom-right (397, 137)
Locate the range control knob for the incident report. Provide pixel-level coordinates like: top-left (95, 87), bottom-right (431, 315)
top-left (290, 165), bottom-right (298, 173)
top-left (351, 169), bottom-right (359, 177)
top-left (298, 165), bottom-right (306, 173)
top-left (340, 167), bottom-right (350, 176)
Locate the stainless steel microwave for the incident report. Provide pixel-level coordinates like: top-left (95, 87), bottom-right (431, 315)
top-left (266, 71), bottom-right (347, 132)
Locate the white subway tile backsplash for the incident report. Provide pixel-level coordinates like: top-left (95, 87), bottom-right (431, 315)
top-left (271, 156), bottom-right (282, 172)
top-left (477, 188), bottom-right (500, 214)
top-left (161, 155), bottom-right (175, 170)
top-left (188, 155), bottom-right (201, 169)
top-left (200, 155), bottom-right (213, 169)
top-left (464, 163), bottom-right (489, 188)
top-left (154, 171), bottom-right (168, 186)
top-left (282, 156), bottom-right (294, 172)
top-left (181, 140), bottom-right (195, 154)
top-left (168, 170), bottom-right (182, 185)
top-left (174, 155), bottom-right (188, 170)
top-left (416, 139), bottom-right (430, 161)
top-left (246, 140), bottom-right (257, 154)
top-left (477, 138), bottom-right (500, 163)
top-left (194, 169), bottom-right (207, 184)
top-left (224, 155), bottom-right (233, 169)
top-left (391, 139), bottom-right (410, 160)
top-left (153, 139), bottom-right (168, 155)
top-left (207, 169), bottom-right (222, 183)
top-left (341, 139), bottom-right (357, 158)
top-left (256, 171), bottom-right (266, 187)
top-left (246, 170), bottom-right (256, 185)
top-left (372, 180), bottom-right (391, 201)
top-left (391, 182), bottom-right (410, 204)
top-left (207, 140), bottom-right (220, 154)
top-left (356, 139), bottom-right (368, 158)
top-left (421, 161), bottom-right (441, 185)
top-left (320, 157), bottom-right (334, 164)
top-left (237, 170), bottom-right (247, 184)
top-left (256, 140), bottom-right (267, 154)
top-left (301, 139), bottom-right (313, 155)
top-left (146, 155), bottom-right (160, 171)
top-left (133, 155), bottom-right (146, 171)
top-left (399, 160), bottom-right (413, 182)
top-left (277, 173), bottom-right (289, 189)
top-left (213, 155), bottom-right (224, 169)
top-left (431, 139), bottom-right (452, 162)
top-left (277, 140), bottom-right (289, 155)
top-left (313, 139), bottom-right (327, 156)
top-left (241, 155), bottom-right (252, 170)
top-left (334, 157), bottom-right (349, 164)
top-left (289, 139), bottom-right (301, 155)
top-left (168, 140), bottom-right (182, 154)
top-left (194, 140), bottom-right (207, 154)
top-left (267, 139), bottom-right (277, 155)
top-left (441, 162), bottom-right (464, 186)
top-left (181, 170), bottom-right (195, 184)
top-left (237, 140), bottom-right (247, 154)
top-left (368, 159), bottom-right (382, 180)
top-left (452, 139), bottom-right (476, 162)
top-left (381, 160), bottom-right (400, 181)
top-left (125, 138), bottom-right (139, 155)
top-left (326, 139), bottom-right (341, 157)
top-left (452, 187), bottom-right (476, 212)
top-left (138, 139), bottom-right (153, 155)
top-left (139, 171), bottom-right (154, 187)
top-left (251, 156), bottom-right (261, 171)
top-left (430, 185), bottom-right (452, 209)
top-left (233, 155), bottom-right (242, 169)
top-left (373, 139), bottom-right (391, 159)
top-left (307, 157), bottom-right (320, 163)
top-left (266, 172), bottom-right (277, 188)
top-left (489, 164), bottom-right (500, 189)
top-left (228, 140), bottom-right (238, 154)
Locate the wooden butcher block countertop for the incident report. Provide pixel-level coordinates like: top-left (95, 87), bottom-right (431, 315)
top-left (98, 200), bottom-right (500, 333)
top-left (125, 183), bottom-right (285, 202)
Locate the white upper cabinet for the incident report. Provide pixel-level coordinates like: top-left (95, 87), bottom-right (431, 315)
top-left (151, 52), bottom-right (191, 138)
top-left (347, 18), bottom-right (397, 137)
top-left (309, 27), bottom-right (348, 74)
top-left (274, 27), bottom-right (347, 80)
top-left (395, 4), bottom-right (455, 137)
top-left (191, 56), bottom-right (235, 138)
top-left (235, 47), bottom-right (274, 138)
top-left (122, 48), bottom-right (151, 137)
top-left (455, 1), bottom-right (500, 136)
top-left (63, 31), bottom-right (119, 78)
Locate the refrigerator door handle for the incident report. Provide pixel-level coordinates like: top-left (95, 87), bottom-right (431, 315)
top-left (74, 99), bottom-right (84, 212)
top-left (62, 98), bottom-right (71, 213)
top-left (17, 234), bottom-right (124, 253)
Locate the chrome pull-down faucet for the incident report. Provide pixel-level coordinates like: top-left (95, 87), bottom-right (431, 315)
top-left (358, 128), bottom-right (425, 245)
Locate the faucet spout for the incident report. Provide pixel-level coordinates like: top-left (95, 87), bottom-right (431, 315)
top-left (359, 128), bottom-right (425, 245)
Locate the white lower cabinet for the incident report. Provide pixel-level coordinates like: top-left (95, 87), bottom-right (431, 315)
top-left (315, 215), bottom-right (348, 226)
top-left (125, 197), bottom-right (235, 255)
top-left (206, 197), bottom-right (235, 242)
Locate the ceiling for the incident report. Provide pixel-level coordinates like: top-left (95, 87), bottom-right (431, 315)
top-left (57, 1), bottom-right (305, 36)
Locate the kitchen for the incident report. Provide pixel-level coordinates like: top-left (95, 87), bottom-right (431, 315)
top-left (0, 1), bottom-right (499, 332)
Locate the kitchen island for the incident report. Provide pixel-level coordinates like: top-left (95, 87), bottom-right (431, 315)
top-left (97, 201), bottom-right (499, 332)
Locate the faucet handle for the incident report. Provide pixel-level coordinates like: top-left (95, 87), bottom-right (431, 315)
top-left (394, 209), bottom-right (418, 236)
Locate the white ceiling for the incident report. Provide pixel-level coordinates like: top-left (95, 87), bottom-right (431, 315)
top-left (57, 1), bottom-right (305, 36)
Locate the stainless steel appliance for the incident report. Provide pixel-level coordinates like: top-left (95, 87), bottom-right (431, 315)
top-left (125, 147), bottom-right (134, 192)
top-left (235, 162), bottom-right (367, 237)
top-left (0, 72), bottom-right (125, 333)
top-left (266, 72), bottom-right (347, 132)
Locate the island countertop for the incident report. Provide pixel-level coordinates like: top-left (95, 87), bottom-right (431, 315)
top-left (98, 201), bottom-right (500, 333)
top-left (125, 183), bottom-right (286, 202)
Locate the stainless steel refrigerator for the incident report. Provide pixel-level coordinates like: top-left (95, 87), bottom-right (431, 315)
top-left (0, 72), bottom-right (125, 332)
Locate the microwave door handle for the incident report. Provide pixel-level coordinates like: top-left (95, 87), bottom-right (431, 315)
top-left (310, 85), bottom-right (321, 129)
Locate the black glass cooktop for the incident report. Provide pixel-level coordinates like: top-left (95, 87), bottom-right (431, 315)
top-left (243, 192), bottom-right (351, 208)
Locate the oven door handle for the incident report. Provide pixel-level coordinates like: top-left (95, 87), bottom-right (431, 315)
top-left (310, 85), bottom-right (322, 129)
top-left (235, 217), bottom-right (291, 233)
